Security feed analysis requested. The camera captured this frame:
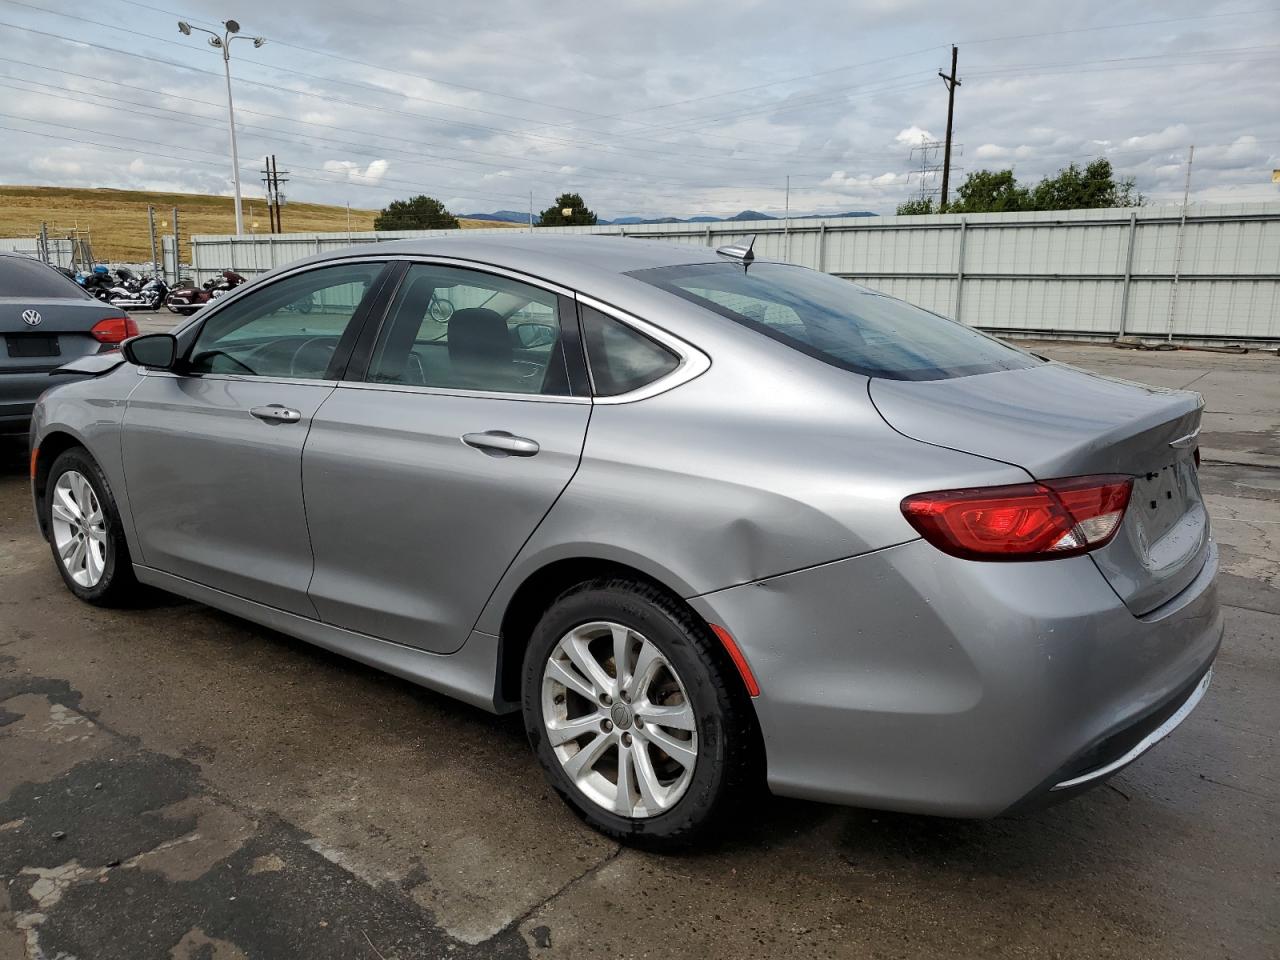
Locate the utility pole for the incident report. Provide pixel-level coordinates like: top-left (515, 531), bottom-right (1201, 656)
top-left (529, 191), bottom-right (534, 231)
top-left (171, 206), bottom-right (181, 281)
top-left (938, 45), bottom-right (961, 212)
top-left (273, 156), bottom-right (288, 233)
top-left (784, 175), bottom-right (791, 262)
top-left (1166, 145), bottom-right (1195, 342)
top-left (261, 156), bottom-right (274, 232)
top-left (147, 205), bottom-right (159, 277)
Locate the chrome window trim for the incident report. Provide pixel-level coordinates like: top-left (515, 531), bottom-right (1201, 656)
top-left (387, 255), bottom-right (575, 299)
top-left (179, 253), bottom-right (708, 403)
top-left (575, 294), bottom-right (711, 405)
top-left (337, 380), bottom-right (590, 405)
top-left (140, 368), bottom-right (338, 389)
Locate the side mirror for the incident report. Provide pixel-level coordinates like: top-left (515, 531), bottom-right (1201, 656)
top-left (122, 333), bottom-right (178, 370)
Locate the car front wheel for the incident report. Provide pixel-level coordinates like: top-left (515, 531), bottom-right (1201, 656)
top-left (45, 447), bottom-right (141, 606)
top-left (522, 578), bottom-right (757, 846)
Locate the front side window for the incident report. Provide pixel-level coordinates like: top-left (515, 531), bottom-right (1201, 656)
top-left (367, 264), bottom-right (571, 396)
top-left (628, 262), bottom-right (1040, 381)
top-left (188, 263), bottom-right (383, 379)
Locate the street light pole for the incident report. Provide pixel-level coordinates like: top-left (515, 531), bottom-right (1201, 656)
top-left (178, 19), bottom-right (265, 237)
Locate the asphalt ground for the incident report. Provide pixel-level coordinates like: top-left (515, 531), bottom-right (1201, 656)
top-left (1, 335), bottom-right (1277, 959)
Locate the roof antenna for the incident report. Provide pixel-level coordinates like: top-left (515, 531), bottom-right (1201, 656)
top-left (715, 234), bottom-right (756, 266)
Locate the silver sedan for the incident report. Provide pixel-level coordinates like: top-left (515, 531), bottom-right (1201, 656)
top-left (29, 235), bottom-right (1221, 845)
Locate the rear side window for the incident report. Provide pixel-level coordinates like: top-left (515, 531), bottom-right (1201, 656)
top-left (627, 262), bottom-right (1039, 381)
top-left (580, 306), bottom-right (680, 397)
top-left (0, 256), bottom-right (90, 299)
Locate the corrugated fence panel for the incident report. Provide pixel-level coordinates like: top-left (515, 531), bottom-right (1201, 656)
top-left (190, 203), bottom-right (1280, 342)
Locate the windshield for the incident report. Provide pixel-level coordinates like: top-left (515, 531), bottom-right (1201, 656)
top-left (627, 262), bottom-right (1040, 381)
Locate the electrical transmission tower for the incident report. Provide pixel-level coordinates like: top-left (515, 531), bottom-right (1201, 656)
top-left (909, 140), bottom-right (945, 202)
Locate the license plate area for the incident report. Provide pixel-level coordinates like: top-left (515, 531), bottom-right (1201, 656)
top-left (1132, 457), bottom-right (1198, 543)
top-left (5, 334), bottom-right (61, 358)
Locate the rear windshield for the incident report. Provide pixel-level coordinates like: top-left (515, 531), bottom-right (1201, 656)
top-left (0, 256), bottom-right (90, 300)
top-left (627, 262), bottom-right (1039, 381)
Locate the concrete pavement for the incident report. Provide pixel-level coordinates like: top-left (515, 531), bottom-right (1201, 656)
top-left (0, 342), bottom-right (1276, 959)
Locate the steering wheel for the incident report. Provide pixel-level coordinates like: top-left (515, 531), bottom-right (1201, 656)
top-left (289, 337), bottom-right (337, 378)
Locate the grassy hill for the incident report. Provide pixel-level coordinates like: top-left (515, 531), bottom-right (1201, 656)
top-left (0, 185), bottom-right (515, 264)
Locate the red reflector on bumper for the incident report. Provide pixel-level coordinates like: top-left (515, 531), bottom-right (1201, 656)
top-left (710, 623), bottom-right (760, 697)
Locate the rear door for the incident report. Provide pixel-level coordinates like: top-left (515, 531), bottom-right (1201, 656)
top-left (121, 260), bottom-right (389, 614)
top-left (303, 260), bottom-right (591, 653)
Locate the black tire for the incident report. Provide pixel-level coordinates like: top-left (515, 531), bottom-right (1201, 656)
top-left (45, 447), bottom-right (142, 607)
top-left (521, 577), bottom-right (759, 848)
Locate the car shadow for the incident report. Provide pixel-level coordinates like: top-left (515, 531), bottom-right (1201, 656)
top-left (0, 434), bottom-right (29, 477)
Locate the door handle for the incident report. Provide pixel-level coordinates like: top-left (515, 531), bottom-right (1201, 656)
top-left (462, 431), bottom-right (540, 457)
top-left (250, 404), bottom-right (302, 423)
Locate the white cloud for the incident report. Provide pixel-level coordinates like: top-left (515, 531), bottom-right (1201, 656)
top-left (895, 126), bottom-right (935, 147)
top-left (3, 0), bottom-right (1278, 215)
top-left (323, 159), bottom-right (389, 185)
top-left (1121, 124), bottom-right (1193, 151)
top-left (974, 143), bottom-right (1009, 160)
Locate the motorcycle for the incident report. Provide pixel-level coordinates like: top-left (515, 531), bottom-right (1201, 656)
top-left (165, 270), bottom-right (246, 316)
top-left (80, 265), bottom-right (116, 303)
top-left (109, 275), bottom-right (170, 311)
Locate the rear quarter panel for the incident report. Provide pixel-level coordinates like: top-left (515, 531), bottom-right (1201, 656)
top-left (474, 345), bottom-right (1031, 634)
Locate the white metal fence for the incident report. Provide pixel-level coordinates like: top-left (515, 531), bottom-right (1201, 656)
top-left (188, 202), bottom-right (1280, 343)
top-left (0, 236), bottom-right (75, 270)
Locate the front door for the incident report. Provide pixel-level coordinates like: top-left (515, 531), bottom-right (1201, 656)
top-left (121, 261), bottom-right (388, 614)
top-left (303, 261), bottom-right (592, 652)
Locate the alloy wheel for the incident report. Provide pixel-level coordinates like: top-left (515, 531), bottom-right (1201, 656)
top-left (541, 620), bottom-right (698, 818)
top-left (50, 470), bottom-right (108, 588)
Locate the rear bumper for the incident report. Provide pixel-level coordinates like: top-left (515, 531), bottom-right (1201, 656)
top-left (689, 538), bottom-right (1222, 818)
top-left (0, 370), bottom-right (54, 429)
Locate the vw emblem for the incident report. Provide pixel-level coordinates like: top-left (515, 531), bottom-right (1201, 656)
top-left (21, 309), bottom-right (41, 326)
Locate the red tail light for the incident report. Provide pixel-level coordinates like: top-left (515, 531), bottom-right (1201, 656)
top-left (90, 316), bottom-right (139, 344)
top-left (901, 475), bottom-right (1133, 561)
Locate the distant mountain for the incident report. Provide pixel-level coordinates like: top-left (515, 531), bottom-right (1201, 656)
top-left (461, 208), bottom-right (878, 227)
top-left (462, 210), bottom-right (532, 224)
top-left (726, 209), bottom-right (776, 221)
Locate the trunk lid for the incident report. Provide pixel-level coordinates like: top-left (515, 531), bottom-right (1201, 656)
top-left (870, 361), bottom-right (1209, 615)
top-left (0, 297), bottom-right (121, 371)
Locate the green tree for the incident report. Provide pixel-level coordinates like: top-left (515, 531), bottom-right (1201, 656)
top-left (537, 192), bottom-right (598, 226)
top-left (1030, 159), bottom-right (1143, 211)
top-left (895, 196), bottom-right (936, 215)
top-left (374, 195), bottom-right (460, 230)
top-left (896, 158), bottom-right (1144, 215)
top-left (950, 169), bottom-right (1031, 213)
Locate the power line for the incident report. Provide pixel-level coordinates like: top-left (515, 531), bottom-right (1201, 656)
top-left (0, 14), bottom-right (786, 168)
top-left (0, 73), bottom-right (858, 193)
top-left (102, 0), bottom-right (611, 121)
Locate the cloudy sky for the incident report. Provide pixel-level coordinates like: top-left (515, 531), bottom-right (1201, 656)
top-left (1, 0), bottom-right (1278, 218)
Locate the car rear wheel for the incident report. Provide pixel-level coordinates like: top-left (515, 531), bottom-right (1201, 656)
top-left (522, 578), bottom-right (757, 846)
top-left (45, 448), bottom-right (141, 606)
